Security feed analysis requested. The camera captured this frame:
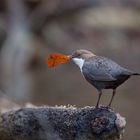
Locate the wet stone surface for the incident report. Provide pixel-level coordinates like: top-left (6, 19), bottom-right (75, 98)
top-left (0, 106), bottom-right (125, 140)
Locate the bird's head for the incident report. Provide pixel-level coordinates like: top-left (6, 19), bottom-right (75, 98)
top-left (68, 49), bottom-right (95, 69)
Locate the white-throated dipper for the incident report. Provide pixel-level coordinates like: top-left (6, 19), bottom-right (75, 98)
top-left (69, 49), bottom-right (140, 107)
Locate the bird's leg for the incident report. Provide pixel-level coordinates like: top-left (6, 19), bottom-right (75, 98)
top-left (108, 89), bottom-right (116, 107)
top-left (96, 90), bottom-right (102, 108)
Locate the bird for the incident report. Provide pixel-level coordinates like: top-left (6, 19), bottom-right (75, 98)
top-left (69, 49), bottom-right (140, 108)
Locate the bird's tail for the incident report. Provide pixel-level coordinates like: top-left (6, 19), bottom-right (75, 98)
top-left (133, 73), bottom-right (140, 76)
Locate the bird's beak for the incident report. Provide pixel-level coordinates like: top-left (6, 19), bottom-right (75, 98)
top-left (67, 55), bottom-right (73, 60)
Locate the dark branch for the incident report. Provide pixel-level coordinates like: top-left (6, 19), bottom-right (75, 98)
top-left (0, 106), bottom-right (126, 140)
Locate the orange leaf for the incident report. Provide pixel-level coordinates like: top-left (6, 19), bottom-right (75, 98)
top-left (46, 53), bottom-right (69, 68)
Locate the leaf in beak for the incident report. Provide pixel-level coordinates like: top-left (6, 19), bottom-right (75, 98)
top-left (46, 53), bottom-right (69, 68)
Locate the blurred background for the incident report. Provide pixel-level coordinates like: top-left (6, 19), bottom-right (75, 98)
top-left (0, 0), bottom-right (140, 139)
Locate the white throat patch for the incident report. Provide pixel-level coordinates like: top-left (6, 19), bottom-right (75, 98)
top-left (72, 58), bottom-right (85, 71)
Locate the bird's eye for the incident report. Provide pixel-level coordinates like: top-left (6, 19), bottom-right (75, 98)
top-left (72, 52), bottom-right (81, 58)
top-left (76, 54), bottom-right (81, 57)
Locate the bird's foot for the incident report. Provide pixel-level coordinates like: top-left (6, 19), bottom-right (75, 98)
top-left (95, 104), bottom-right (105, 109)
top-left (106, 105), bottom-right (114, 111)
top-left (95, 104), bottom-right (113, 110)
top-left (95, 105), bottom-right (99, 108)
top-left (95, 104), bottom-right (113, 111)
top-left (95, 104), bottom-right (100, 108)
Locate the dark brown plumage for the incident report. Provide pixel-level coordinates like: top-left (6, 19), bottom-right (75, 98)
top-left (70, 49), bottom-right (140, 107)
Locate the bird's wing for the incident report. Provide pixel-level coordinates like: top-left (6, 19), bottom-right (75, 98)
top-left (82, 56), bottom-right (119, 81)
